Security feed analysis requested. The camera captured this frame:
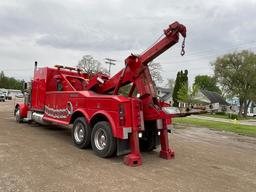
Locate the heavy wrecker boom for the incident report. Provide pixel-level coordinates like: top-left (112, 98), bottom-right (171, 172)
top-left (88, 21), bottom-right (186, 121)
top-left (85, 21), bottom-right (187, 166)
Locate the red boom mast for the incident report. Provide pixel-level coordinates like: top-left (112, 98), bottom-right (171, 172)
top-left (93, 21), bottom-right (186, 120)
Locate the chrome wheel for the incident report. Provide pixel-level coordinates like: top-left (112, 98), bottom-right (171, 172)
top-left (72, 117), bottom-right (91, 149)
top-left (91, 121), bottom-right (116, 158)
top-left (74, 122), bottom-right (85, 143)
top-left (94, 128), bottom-right (107, 150)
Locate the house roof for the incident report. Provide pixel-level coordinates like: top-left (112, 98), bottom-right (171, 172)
top-left (156, 87), bottom-right (171, 94)
top-left (156, 87), bottom-right (172, 101)
top-left (161, 93), bottom-right (172, 101)
top-left (201, 90), bottom-right (229, 105)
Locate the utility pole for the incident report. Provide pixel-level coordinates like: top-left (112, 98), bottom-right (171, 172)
top-left (105, 58), bottom-right (116, 76)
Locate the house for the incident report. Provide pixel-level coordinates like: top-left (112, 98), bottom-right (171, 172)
top-left (192, 90), bottom-right (230, 112)
top-left (156, 87), bottom-right (172, 104)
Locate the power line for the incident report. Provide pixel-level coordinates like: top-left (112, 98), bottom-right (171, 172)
top-left (112, 40), bottom-right (256, 62)
top-left (155, 45), bottom-right (256, 65)
top-left (183, 40), bottom-right (256, 56)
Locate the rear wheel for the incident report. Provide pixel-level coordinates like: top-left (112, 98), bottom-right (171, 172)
top-left (91, 121), bottom-right (116, 158)
top-left (139, 130), bottom-right (157, 152)
top-left (72, 117), bottom-right (91, 149)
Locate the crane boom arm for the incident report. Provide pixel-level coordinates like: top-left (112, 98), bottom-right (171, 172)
top-left (139, 21), bottom-right (186, 66)
top-left (96, 21), bottom-right (186, 95)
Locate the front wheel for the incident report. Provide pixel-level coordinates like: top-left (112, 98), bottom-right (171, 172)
top-left (91, 121), bottom-right (116, 158)
top-left (14, 106), bottom-right (22, 123)
top-left (72, 117), bottom-right (91, 149)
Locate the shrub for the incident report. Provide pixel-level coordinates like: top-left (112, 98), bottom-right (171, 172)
top-left (215, 111), bottom-right (226, 116)
top-left (228, 113), bottom-right (239, 120)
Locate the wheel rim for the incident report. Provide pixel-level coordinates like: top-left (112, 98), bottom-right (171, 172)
top-left (74, 122), bottom-right (85, 143)
top-left (94, 128), bottom-right (107, 150)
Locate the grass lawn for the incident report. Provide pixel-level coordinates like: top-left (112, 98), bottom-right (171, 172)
top-left (173, 117), bottom-right (256, 137)
top-left (201, 114), bottom-right (230, 119)
top-left (202, 113), bottom-right (255, 120)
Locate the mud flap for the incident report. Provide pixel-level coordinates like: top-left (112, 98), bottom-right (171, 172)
top-left (116, 139), bottom-right (131, 156)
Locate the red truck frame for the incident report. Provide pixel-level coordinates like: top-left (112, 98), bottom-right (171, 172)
top-left (15, 21), bottom-right (186, 166)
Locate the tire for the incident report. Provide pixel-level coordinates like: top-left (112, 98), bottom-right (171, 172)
top-left (72, 117), bottom-right (91, 149)
top-left (139, 130), bottom-right (157, 152)
top-left (91, 121), bottom-right (116, 158)
top-left (14, 106), bottom-right (22, 123)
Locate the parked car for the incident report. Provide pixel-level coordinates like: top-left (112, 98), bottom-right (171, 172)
top-left (247, 112), bottom-right (256, 117)
top-left (7, 89), bottom-right (23, 100)
top-left (15, 93), bottom-right (24, 98)
top-left (0, 91), bottom-right (6, 102)
top-left (6, 95), bottom-right (12, 100)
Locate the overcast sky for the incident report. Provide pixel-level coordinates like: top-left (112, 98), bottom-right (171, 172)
top-left (1, 0), bottom-right (256, 85)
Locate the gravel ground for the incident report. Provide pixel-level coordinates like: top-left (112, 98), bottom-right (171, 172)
top-left (0, 100), bottom-right (256, 192)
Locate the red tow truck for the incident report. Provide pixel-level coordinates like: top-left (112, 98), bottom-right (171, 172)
top-left (15, 21), bottom-right (186, 166)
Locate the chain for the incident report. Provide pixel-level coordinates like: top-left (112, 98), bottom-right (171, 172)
top-left (180, 37), bottom-right (186, 56)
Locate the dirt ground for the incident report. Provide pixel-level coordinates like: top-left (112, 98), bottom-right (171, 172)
top-left (0, 100), bottom-right (256, 192)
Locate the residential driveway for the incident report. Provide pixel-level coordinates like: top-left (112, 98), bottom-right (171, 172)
top-left (190, 115), bottom-right (256, 126)
top-left (0, 100), bottom-right (256, 192)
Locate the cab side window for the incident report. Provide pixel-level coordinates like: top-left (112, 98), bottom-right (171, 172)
top-left (57, 81), bottom-right (62, 91)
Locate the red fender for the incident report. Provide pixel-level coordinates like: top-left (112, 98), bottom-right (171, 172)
top-left (90, 110), bottom-right (118, 138)
top-left (71, 108), bottom-right (90, 124)
top-left (15, 103), bottom-right (29, 118)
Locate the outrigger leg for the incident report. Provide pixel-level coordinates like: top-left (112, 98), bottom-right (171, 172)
top-left (123, 131), bottom-right (142, 166)
top-left (159, 120), bottom-right (175, 159)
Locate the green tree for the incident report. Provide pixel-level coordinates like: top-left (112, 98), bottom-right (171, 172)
top-left (172, 72), bottom-right (181, 107)
top-left (194, 75), bottom-right (220, 93)
top-left (177, 82), bottom-right (188, 102)
top-left (172, 70), bottom-right (188, 107)
top-left (0, 71), bottom-right (23, 90)
top-left (187, 84), bottom-right (200, 104)
top-left (0, 71), bottom-right (7, 88)
top-left (213, 50), bottom-right (256, 117)
top-left (119, 84), bottom-right (132, 96)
